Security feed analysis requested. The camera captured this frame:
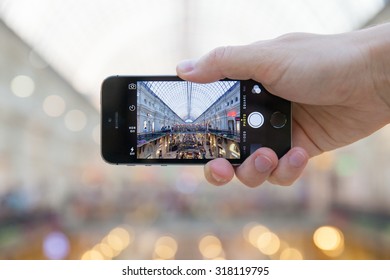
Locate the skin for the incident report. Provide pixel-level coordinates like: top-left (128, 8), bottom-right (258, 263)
top-left (176, 23), bottom-right (390, 187)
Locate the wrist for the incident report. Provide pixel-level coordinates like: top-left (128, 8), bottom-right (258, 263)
top-left (360, 24), bottom-right (390, 112)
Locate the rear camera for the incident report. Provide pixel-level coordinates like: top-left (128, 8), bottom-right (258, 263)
top-left (270, 111), bottom-right (287, 128)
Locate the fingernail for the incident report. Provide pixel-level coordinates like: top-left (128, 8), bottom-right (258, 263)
top-left (255, 155), bottom-right (273, 173)
top-left (289, 151), bottom-right (307, 168)
top-left (210, 171), bottom-right (228, 183)
top-left (207, 162), bottom-right (229, 184)
top-left (177, 59), bottom-right (196, 73)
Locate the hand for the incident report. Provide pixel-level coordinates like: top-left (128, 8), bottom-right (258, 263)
top-left (176, 24), bottom-right (390, 187)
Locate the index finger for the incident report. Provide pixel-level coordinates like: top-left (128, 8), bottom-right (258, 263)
top-left (176, 44), bottom-right (265, 83)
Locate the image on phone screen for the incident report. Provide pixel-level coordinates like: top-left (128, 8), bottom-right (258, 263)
top-left (137, 80), bottom-right (240, 160)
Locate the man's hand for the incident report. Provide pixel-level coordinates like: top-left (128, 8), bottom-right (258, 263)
top-left (177, 24), bottom-right (390, 187)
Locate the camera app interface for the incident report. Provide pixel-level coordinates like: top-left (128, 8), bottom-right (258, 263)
top-left (135, 81), bottom-right (241, 160)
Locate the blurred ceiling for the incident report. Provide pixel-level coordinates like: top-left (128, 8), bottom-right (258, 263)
top-left (0, 0), bottom-right (387, 108)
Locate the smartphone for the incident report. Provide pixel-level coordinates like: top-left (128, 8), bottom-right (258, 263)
top-left (101, 76), bottom-right (291, 165)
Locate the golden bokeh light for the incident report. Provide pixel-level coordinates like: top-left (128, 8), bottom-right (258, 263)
top-left (280, 248), bottom-right (304, 260)
top-left (256, 232), bottom-right (281, 256)
top-left (107, 227), bottom-right (132, 250)
top-left (154, 236), bottom-right (178, 260)
top-left (154, 245), bottom-right (175, 260)
top-left (107, 233), bottom-right (125, 251)
top-left (199, 235), bottom-right (223, 259)
top-left (313, 226), bottom-right (344, 257)
top-left (81, 249), bottom-right (104, 260)
top-left (95, 243), bottom-right (114, 259)
top-left (80, 226), bottom-right (134, 260)
top-left (246, 224), bottom-right (269, 247)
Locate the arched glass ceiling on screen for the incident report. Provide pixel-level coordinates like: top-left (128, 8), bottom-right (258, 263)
top-left (142, 80), bottom-right (237, 122)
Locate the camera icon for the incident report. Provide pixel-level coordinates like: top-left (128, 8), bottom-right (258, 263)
top-left (128, 83), bottom-right (136, 90)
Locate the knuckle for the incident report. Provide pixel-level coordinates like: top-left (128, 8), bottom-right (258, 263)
top-left (209, 46), bottom-right (232, 70)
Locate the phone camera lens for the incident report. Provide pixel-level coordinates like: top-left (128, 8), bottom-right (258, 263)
top-left (270, 111), bottom-right (287, 128)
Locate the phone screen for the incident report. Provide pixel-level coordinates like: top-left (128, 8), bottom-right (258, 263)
top-left (101, 76), bottom-right (290, 165)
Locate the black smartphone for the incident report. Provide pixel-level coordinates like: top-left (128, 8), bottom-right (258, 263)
top-left (101, 76), bottom-right (291, 165)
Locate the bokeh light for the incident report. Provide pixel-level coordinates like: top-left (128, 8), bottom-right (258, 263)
top-left (64, 109), bottom-right (87, 131)
top-left (313, 226), bottom-right (344, 257)
top-left (42, 231), bottom-right (70, 260)
top-left (153, 236), bottom-right (178, 260)
top-left (81, 250), bottom-right (104, 260)
top-left (10, 75), bottom-right (35, 98)
top-left (42, 95), bottom-right (66, 117)
top-left (245, 224), bottom-right (270, 247)
top-left (280, 248), bottom-right (304, 260)
top-left (199, 235), bottom-right (224, 259)
top-left (256, 232), bottom-right (281, 256)
top-left (106, 227), bottom-right (132, 251)
top-left (94, 243), bottom-right (114, 259)
top-left (80, 226), bottom-right (134, 260)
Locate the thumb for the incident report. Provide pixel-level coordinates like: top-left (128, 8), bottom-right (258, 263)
top-left (176, 44), bottom-right (266, 83)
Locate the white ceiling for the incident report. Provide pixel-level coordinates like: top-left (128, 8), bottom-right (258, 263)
top-left (0, 0), bottom-right (386, 108)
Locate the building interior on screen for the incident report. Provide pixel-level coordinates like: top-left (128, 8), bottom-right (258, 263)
top-left (137, 81), bottom-right (240, 159)
top-left (1, 0), bottom-right (390, 260)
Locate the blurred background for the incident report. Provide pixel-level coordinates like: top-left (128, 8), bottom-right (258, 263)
top-left (1, 0), bottom-right (390, 260)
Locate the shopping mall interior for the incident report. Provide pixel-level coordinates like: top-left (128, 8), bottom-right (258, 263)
top-left (136, 80), bottom-right (240, 159)
top-left (1, 0), bottom-right (390, 260)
